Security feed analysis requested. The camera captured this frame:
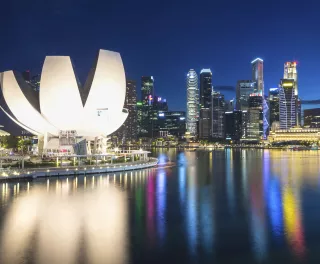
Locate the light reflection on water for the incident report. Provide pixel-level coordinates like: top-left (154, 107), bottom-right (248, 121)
top-left (0, 149), bottom-right (319, 263)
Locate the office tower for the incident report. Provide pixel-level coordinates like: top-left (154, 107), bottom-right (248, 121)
top-left (211, 91), bottom-right (225, 139)
top-left (111, 80), bottom-right (138, 142)
top-left (140, 76), bottom-right (154, 137)
top-left (141, 76), bottom-right (154, 103)
top-left (199, 69), bottom-right (212, 139)
top-left (186, 69), bottom-right (199, 136)
top-left (124, 80), bottom-right (138, 141)
top-left (22, 70), bottom-right (31, 82)
top-left (279, 79), bottom-right (296, 129)
top-left (241, 110), bottom-right (248, 140)
top-left (269, 88), bottom-right (280, 126)
top-left (304, 108), bottom-right (320, 128)
top-left (284, 62), bottom-right (300, 126)
top-left (246, 95), bottom-right (263, 141)
top-left (236, 80), bottom-right (255, 110)
top-left (150, 96), bottom-right (168, 137)
top-left (155, 111), bottom-right (186, 138)
top-left (225, 110), bottom-right (242, 141)
top-left (251, 58), bottom-right (264, 95)
top-left (284, 62), bottom-right (298, 95)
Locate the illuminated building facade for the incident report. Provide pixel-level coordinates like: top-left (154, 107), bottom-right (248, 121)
top-left (199, 69), bottom-right (212, 139)
top-left (154, 111), bottom-right (186, 138)
top-left (113, 80), bottom-right (138, 142)
top-left (284, 62), bottom-right (300, 126)
top-left (225, 110), bottom-right (242, 141)
top-left (140, 76), bottom-right (154, 137)
top-left (279, 79), bottom-right (296, 129)
top-left (251, 58), bottom-right (264, 94)
top-left (186, 69), bottom-right (199, 136)
top-left (0, 49), bottom-right (128, 154)
top-left (211, 91), bottom-right (225, 139)
top-left (269, 88), bottom-right (280, 126)
top-left (248, 95), bottom-right (263, 141)
top-left (141, 76), bottom-right (154, 104)
top-left (284, 62), bottom-right (298, 95)
top-left (236, 80), bottom-right (255, 110)
top-left (268, 128), bottom-right (320, 143)
top-left (304, 108), bottom-right (320, 128)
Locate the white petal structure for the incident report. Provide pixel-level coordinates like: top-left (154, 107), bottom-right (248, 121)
top-left (0, 49), bottom-right (128, 138)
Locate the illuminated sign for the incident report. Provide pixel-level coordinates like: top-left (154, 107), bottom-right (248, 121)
top-left (158, 97), bottom-right (162, 102)
top-left (159, 113), bottom-right (164, 117)
top-left (137, 102), bottom-right (142, 106)
top-left (180, 117), bottom-right (185, 120)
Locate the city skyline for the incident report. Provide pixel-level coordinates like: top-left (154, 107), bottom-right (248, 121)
top-left (1, 1), bottom-right (320, 113)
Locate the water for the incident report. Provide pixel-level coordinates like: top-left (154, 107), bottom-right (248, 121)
top-left (0, 149), bottom-right (320, 263)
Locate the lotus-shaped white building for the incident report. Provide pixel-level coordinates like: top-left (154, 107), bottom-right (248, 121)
top-left (0, 49), bottom-right (128, 154)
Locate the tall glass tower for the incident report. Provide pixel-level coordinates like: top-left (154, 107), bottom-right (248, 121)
top-left (251, 58), bottom-right (264, 95)
top-left (186, 69), bottom-right (199, 136)
top-left (279, 79), bottom-right (296, 129)
top-left (284, 62), bottom-right (300, 126)
top-left (199, 69), bottom-right (212, 139)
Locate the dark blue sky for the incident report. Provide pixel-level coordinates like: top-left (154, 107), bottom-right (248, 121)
top-left (1, 0), bottom-right (320, 112)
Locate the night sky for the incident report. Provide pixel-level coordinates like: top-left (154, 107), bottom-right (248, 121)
top-left (1, 0), bottom-right (320, 114)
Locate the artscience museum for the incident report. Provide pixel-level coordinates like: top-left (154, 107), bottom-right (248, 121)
top-left (0, 49), bottom-right (128, 155)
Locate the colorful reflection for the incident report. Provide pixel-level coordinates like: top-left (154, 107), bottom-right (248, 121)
top-left (156, 169), bottom-right (166, 244)
top-left (282, 186), bottom-right (306, 258)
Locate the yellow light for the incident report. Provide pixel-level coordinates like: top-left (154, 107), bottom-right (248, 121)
top-left (282, 83), bottom-right (293, 87)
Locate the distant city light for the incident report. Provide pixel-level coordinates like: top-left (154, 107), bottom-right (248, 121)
top-left (159, 113), bottom-right (164, 117)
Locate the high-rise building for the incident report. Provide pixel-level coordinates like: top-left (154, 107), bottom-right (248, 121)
top-left (155, 111), bottom-right (186, 138)
top-left (225, 110), bottom-right (242, 142)
top-left (225, 99), bottom-right (235, 112)
top-left (199, 69), bottom-right (212, 139)
top-left (304, 108), bottom-right (320, 128)
top-left (211, 91), bottom-right (225, 139)
top-left (236, 80), bottom-right (255, 110)
top-left (284, 62), bottom-right (300, 126)
top-left (124, 80), bottom-right (138, 141)
top-left (251, 58), bottom-right (264, 95)
top-left (279, 79), bottom-right (296, 129)
top-left (141, 76), bottom-right (154, 103)
top-left (140, 76), bottom-right (155, 137)
top-left (251, 57), bottom-right (269, 138)
top-left (284, 62), bottom-right (298, 95)
top-left (246, 94), bottom-right (263, 141)
top-left (269, 88), bottom-right (280, 126)
top-left (186, 69), bottom-right (199, 136)
top-left (111, 80), bottom-right (138, 142)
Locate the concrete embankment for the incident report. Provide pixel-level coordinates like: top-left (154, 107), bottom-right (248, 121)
top-left (0, 158), bottom-right (158, 182)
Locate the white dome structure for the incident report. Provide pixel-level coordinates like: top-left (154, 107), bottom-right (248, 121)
top-left (0, 49), bottom-right (128, 138)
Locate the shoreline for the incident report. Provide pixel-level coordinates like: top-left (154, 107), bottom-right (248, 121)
top-left (0, 158), bottom-right (159, 182)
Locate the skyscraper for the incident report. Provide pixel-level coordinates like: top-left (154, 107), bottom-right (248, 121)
top-left (225, 110), bottom-right (242, 142)
top-left (211, 91), bottom-right (225, 139)
top-left (140, 76), bottom-right (154, 137)
top-left (269, 88), bottom-right (280, 126)
top-left (186, 69), bottom-right (199, 136)
top-left (124, 80), bottom-right (138, 141)
top-left (199, 69), bottom-right (212, 139)
top-left (284, 62), bottom-right (298, 95)
top-left (236, 80), bottom-right (255, 110)
top-left (246, 94), bottom-right (263, 141)
top-left (251, 58), bottom-right (264, 95)
top-left (112, 80), bottom-right (138, 142)
top-left (251, 57), bottom-right (268, 138)
top-left (141, 76), bottom-right (154, 103)
top-left (284, 62), bottom-right (300, 126)
top-left (279, 79), bottom-right (296, 129)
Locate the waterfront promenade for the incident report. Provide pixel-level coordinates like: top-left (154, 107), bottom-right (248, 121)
top-left (0, 157), bottom-right (158, 182)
